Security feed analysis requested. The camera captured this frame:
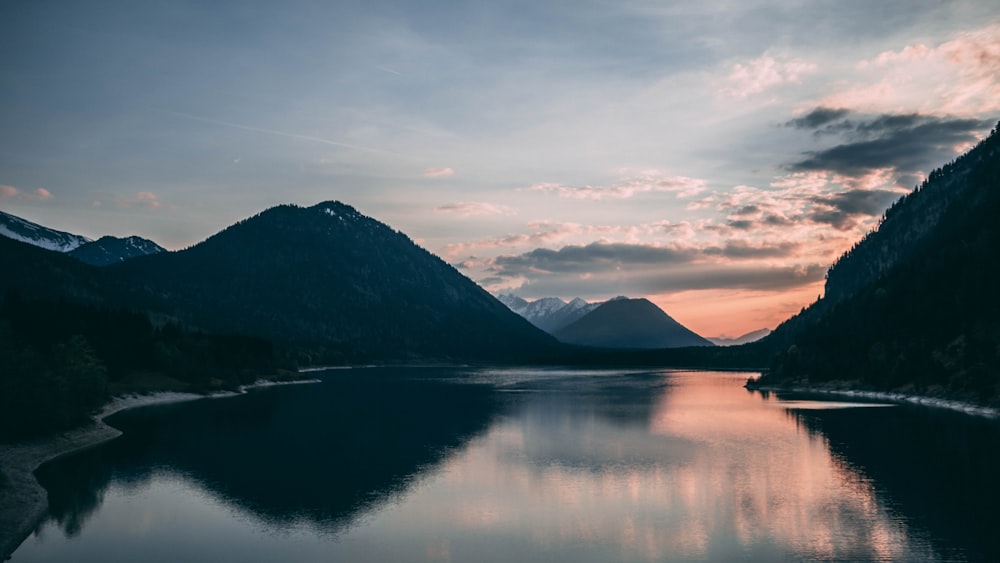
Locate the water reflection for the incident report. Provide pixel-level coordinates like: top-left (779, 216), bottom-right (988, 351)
top-left (16, 368), bottom-right (999, 562)
top-left (35, 369), bottom-right (502, 537)
top-left (784, 396), bottom-right (1000, 562)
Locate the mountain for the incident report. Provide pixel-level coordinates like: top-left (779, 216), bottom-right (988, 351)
top-left (106, 201), bottom-right (558, 363)
top-left (554, 297), bottom-right (714, 349)
top-left (497, 294), bottom-right (602, 333)
top-left (0, 209), bottom-right (90, 252)
top-left (69, 235), bottom-right (166, 266)
top-left (546, 297), bottom-right (602, 332)
top-left (497, 293), bottom-right (529, 312)
top-left (708, 328), bottom-right (771, 347)
top-left (758, 122), bottom-right (1000, 403)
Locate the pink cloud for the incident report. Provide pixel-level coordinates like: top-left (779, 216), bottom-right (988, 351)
top-left (722, 54), bottom-right (816, 98)
top-left (823, 23), bottom-right (1000, 114)
top-left (0, 184), bottom-right (55, 201)
top-left (529, 172), bottom-right (707, 200)
top-left (424, 167), bottom-right (455, 178)
top-left (435, 202), bottom-right (515, 217)
top-left (118, 191), bottom-right (165, 209)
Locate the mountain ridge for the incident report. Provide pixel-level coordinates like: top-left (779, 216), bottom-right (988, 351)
top-left (107, 201), bottom-right (559, 362)
top-left (554, 297), bottom-right (714, 349)
top-left (0, 210), bottom-right (90, 252)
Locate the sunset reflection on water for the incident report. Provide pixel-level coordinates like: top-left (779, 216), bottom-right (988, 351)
top-left (16, 368), bottom-right (954, 563)
top-left (344, 370), bottom-right (938, 562)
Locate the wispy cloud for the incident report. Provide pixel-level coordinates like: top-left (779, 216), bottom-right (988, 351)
top-left (118, 191), bottom-right (168, 210)
top-left (821, 23), bottom-right (1000, 114)
top-left (435, 201), bottom-right (514, 216)
top-left (0, 185), bottom-right (54, 201)
top-left (424, 167), bottom-right (455, 178)
top-left (151, 108), bottom-right (412, 159)
top-left (722, 53), bottom-right (816, 98)
top-left (529, 172), bottom-right (707, 200)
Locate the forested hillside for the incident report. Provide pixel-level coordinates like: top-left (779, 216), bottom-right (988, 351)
top-left (0, 292), bottom-right (279, 441)
top-left (758, 123), bottom-right (1000, 404)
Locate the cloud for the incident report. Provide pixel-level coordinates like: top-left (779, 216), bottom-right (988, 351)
top-left (702, 240), bottom-right (801, 260)
top-left (479, 240), bottom-right (827, 295)
top-left (118, 191), bottom-right (165, 209)
top-left (722, 54), bottom-right (816, 98)
top-left (821, 23), bottom-right (1000, 115)
top-left (435, 202), bottom-right (514, 216)
top-left (0, 185), bottom-right (54, 201)
top-left (424, 167), bottom-right (455, 178)
top-left (785, 108), bottom-right (852, 130)
top-left (491, 242), bottom-right (700, 276)
top-left (638, 264), bottom-right (827, 293)
top-left (787, 112), bottom-right (992, 176)
top-left (529, 172), bottom-right (707, 200)
top-left (805, 189), bottom-right (901, 231)
top-left (441, 221), bottom-right (582, 257)
top-left (441, 220), bottom-right (673, 259)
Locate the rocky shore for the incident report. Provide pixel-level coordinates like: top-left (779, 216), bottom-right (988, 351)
top-left (745, 378), bottom-right (1000, 419)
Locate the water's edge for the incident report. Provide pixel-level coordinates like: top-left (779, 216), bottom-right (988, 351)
top-left (747, 382), bottom-right (1000, 419)
top-left (0, 380), bottom-right (320, 559)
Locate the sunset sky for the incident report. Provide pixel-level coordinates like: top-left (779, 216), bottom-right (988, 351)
top-left (2, 1), bottom-right (998, 337)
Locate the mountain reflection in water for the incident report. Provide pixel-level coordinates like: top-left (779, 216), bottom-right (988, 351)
top-left (16, 369), bottom-right (1000, 562)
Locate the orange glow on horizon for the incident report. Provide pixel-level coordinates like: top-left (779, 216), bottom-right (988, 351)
top-left (649, 281), bottom-right (825, 337)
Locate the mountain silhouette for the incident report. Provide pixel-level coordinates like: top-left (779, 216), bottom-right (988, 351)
top-left (554, 297), bottom-right (713, 349)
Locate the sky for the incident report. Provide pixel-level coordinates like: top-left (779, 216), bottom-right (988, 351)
top-left (1, 1), bottom-right (998, 337)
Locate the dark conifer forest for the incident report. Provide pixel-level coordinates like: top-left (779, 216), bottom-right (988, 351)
top-left (758, 123), bottom-right (1000, 404)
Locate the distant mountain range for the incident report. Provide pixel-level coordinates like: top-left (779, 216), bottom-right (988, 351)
top-left (758, 121), bottom-right (1000, 403)
top-left (69, 235), bottom-right (166, 266)
top-left (707, 329), bottom-right (771, 347)
top-left (497, 294), bottom-right (600, 333)
top-left (0, 210), bottom-right (164, 264)
top-left (499, 294), bottom-right (713, 349)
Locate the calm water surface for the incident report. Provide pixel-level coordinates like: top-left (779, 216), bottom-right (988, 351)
top-left (12, 368), bottom-right (1000, 562)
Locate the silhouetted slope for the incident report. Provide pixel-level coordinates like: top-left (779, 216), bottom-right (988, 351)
top-left (0, 235), bottom-right (107, 304)
top-left (113, 201), bottom-right (558, 362)
top-left (554, 298), bottom-right (713, 349)
top-left (759, 123), bottom-right (1000, 403)
top-left (69, 235), bottom-right (165, 265)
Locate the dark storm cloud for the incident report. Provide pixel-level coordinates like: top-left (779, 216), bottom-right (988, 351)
top-left (787, 111), bottom-right (992, 176)
top-left (500, 262), bottom-right (828, 297)
top-left (487, 240), bottom-right (810, 294)
top-left (703, 240), bottom-right (800, 259)
top-left (785, 107), bottom-right (851, 129)
top-left (812, 189), bottom-right (900, 216)
top-left (732, 205), bottom-right (760, 216)
top-left (805, 188), bottom-right (901, 230)
top-left (727, 220), bottom-right (754, 230)
top-left (490, 242), bottom-right (698, 275)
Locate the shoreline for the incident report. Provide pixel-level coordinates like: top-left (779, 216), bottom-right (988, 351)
top-left (747, 382), bottom-right (1000, 419)
top-left (0, 378), bottom-right (320, 560)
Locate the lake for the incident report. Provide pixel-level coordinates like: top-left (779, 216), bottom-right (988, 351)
top-left (11, 368), bottom-right (1000, 562)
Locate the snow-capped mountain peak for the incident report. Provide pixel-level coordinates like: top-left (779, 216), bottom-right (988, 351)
top-left (0, 210), bottom-right (91, 252)
top-left (494, 294), bottom-right (601, 333)
top-left (69, 235), bottom-right (166, 265)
